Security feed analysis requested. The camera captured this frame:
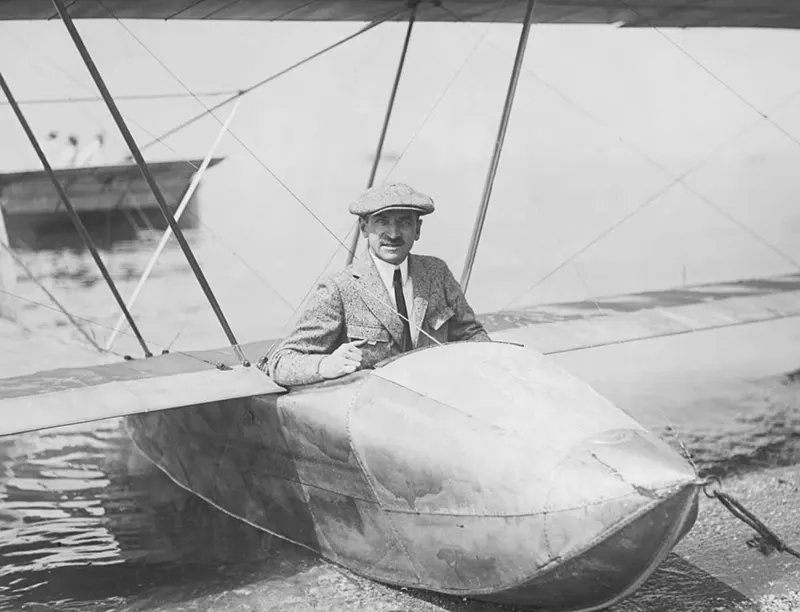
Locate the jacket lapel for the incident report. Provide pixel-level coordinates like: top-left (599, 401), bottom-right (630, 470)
top-left (349, 251), bottom-right (405, 347)
top-left (408, 254), bottom-right (430, 345)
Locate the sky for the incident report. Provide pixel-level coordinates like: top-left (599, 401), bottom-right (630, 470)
top-left (2, 18), bottom-right (800, 313)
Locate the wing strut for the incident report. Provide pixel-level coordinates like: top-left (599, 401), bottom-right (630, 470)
top-left (460, 0), bottom-right (537, 293)
top-left (345, 1), bottom-right (419, 265)
top-left (51, 0), bottom-right (248, 366)
top-left (105, 101), bottom-right (241, 352)
top-left (0, 71), bottom-right (153, 358)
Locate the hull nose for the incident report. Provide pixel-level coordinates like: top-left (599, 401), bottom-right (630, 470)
top-left (480, 484), bottom-right (700, 610)
top-left (345, 342), bottom-right (700, 605)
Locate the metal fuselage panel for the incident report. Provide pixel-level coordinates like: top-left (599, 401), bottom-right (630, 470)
top-left (127, 343), bottom-right (700, 607)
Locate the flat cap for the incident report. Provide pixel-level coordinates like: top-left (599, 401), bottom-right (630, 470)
top-left (349, 182), bottom-right (435, 217)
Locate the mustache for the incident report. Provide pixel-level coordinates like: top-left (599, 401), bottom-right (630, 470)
top-left (380, 239), bottom-right (405, 247)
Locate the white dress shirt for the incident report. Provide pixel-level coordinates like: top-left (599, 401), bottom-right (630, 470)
top-left (367, 249), bottom-right (419, 346)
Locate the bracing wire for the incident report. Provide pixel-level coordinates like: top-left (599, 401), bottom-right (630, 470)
top-left (132, 10), bottom-right (407, 154)
top-left (4, 27), bottom-right (201, 172)
top-left (0, 90), bottom-right (238, 106)
top-left (456, 16), bottom-right (800, 314)
top-left (382, 1), bottom-right (508, 181)
top-left (617, 0), bottom-right (800, 153)
top-left (0, 240), bottom-right (104, 353)
top-left (0, 286), bottom-right (222, 369)
top-left (273, 1), bottom-right (508, 345)
top-left (96, 0), bottom-right (400, 255)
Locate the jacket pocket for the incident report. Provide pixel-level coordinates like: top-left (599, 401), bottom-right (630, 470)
top-left (347, 324), bottom-right (391, 346)
top-left (429, 307), bottom-right (455, 331)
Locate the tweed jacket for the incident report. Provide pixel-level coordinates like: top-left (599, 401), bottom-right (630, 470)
top-left (265, 250), bottom-right (490, 387)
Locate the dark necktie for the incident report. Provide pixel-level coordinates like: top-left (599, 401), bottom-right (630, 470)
top-left (393, 268), bottom-right (412, 352)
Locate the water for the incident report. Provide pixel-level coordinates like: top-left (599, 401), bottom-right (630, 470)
top-left (0, 420), bottom-right (318, 611)
top-left (1, 218), bottom-right (800, 611)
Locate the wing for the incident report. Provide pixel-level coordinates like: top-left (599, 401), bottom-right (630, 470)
top-left (0, 0), bottom-right (797, 28)
top-left (3, 273), bottom-right (797, 438)
top-left (487, 273), bottom-right (800, 354)
top-left (0, 339), bottom-right (285, 438)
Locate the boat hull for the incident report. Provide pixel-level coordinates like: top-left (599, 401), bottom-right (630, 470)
top-left (127, 342), bottom-right (699, 609)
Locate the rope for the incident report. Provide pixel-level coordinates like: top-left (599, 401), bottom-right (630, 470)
top-left (703, 479), bottom-right (800, 560)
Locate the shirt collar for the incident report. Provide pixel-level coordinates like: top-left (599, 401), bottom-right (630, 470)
top-left (368, 248), bottom-right (408, 288)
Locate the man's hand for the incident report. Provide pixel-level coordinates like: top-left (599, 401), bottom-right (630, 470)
top-left (318, 340), bottom-right (366, 380)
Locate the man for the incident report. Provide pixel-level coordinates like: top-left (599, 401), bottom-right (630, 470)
top-left (264, 182), bottom-right (490, 387)
top-left (75, 131), bottom-right (105, 166)
top-left (56, 134), bottom-right (80, 168)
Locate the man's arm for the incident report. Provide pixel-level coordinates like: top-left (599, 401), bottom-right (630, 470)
top-left (440, 260), bottom-right (491, 343)
top-left (265, 277), bottom-right (346, 386)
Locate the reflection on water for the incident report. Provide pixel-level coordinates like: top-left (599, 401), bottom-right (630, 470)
top-left (0, 419), bottom-right (315, 611)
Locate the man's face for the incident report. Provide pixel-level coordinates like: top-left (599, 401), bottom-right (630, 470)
top-left (360, 209), bottom-right (422, 265)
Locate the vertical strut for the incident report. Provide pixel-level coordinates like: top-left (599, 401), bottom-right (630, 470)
top-left (460, 0), bottom-right (537, 293)
top-left (51, 0), bottom-right (248, 365)
top-left (345, 3), bottom-right (418, 265)
top-left (0, 71), bottom-right (152, 358)
top-left (105, 101), bottom-right (241, 352)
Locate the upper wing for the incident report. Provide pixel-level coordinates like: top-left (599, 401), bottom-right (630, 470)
top-left (0, 0), bottom-right (797, 28)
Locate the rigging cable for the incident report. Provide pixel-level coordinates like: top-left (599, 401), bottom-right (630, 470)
top-left (96, 0), bottom-right (407, 254)
top-left (4, 27), bottom-right (201, 171)
top-left (618, 0), bottom-right (800, 152)
top-left (1, 71), bottom-right (153, 358)
top-left (449, 3), bottom-right (800, 561)
top-left (126, 5), bottom-right (410, 155)
top-left (279, 0), bottom-right (507, 344)
top-left (345, 2), bottom-right (419, 264)
top-left (0, 90), bottom-right (238, 106)
top-left (105, 99), bottom-right (241, 352)
top-left (0, 240), bottom-right (104, 353)
top-left (477, 53), bottom-right (800, 313)
top-left (52, 0), bottom-right (249, 363)
top-left (0, 286), bottom-right (223, 369)
top-left (433, 4), bottom-right (800, 314)
top-left (382, 1), bottom-right (507, 181)
top-left (18, 67), bottom-right (295, 314)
